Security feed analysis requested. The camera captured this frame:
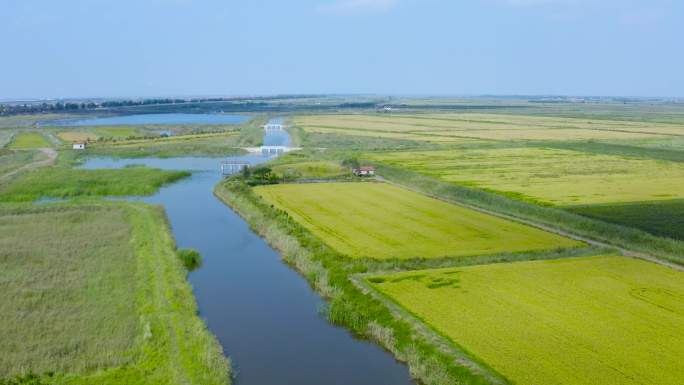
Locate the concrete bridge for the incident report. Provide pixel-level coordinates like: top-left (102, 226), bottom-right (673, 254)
top-left (220, 160), bottom-right (250, 175)
top-left (263, 123), bottom-right (285, 131)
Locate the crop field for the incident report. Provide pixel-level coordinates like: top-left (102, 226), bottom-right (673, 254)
top-left (254, 182), bottom-right (580, 259)
top-left (366, 255), bottom-right (684, 385)
top-left (0, 166), bottom-right (188, 202)
top-left (93, 126), bottom-right (141, 138)
top-left (271, 161), bottom-right (349, 179)
top-left (369, 147), bottom-right (684, 205)
top-left (0, 204), bottom-right (228, 384)
top-left (8, 132), bottom-right (51, 149)
top-left (294, 114), bottom-right (680, 142)
top-left (57, 130), bottom-right (99, 142)
top-left (569, 200), bottom-right (684, 240)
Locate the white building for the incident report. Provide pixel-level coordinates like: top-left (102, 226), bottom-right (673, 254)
top-left (73, 142), bottom-right (86, 150)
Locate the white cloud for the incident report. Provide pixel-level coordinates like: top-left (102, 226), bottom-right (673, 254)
top-left (317, 0), bottom-right (398, 15)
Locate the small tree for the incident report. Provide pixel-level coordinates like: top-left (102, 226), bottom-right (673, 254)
top-left (342, 157), bottom-right (360, 170)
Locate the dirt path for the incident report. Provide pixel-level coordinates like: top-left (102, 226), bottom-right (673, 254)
top-left (375, 175), bottom-right (684, 273)
top-left (0, 147), bottom-right (58, 181)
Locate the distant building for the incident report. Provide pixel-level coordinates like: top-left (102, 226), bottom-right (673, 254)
top-left (72, 142), bottom-right (86, 150)
top-left (353, 166), bottom-right (375, 176)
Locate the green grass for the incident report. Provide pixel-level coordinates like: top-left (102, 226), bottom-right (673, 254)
top-left (254, 182), bottom-right (580, 259)
top-left (0, 204), bottom-right (229, 384)
top-left (569, 200), bottom-right (684, 240)
top-left (369, 147), bottom-right (684, 205)
top-left (367, 255), bottom-right (684, 385)
top-left (0, 166), bottom-right (189, 202)
top-left (8, 133), bottom-right (51, 149)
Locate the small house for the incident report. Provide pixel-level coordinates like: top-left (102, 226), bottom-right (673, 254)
top-left (73, 142), bottom-right (86, 150)
top-left (353, 166), bottom-right (375, 176)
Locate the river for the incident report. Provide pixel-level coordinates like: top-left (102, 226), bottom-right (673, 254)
top-left (80, 119), bottom-right (414, 385)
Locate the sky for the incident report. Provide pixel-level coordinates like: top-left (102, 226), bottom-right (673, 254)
top-left (1, 0), bottom-right (683, 99)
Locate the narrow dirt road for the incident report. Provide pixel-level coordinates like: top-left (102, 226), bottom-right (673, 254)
top-left (0, 147), bottom-right (58, 181)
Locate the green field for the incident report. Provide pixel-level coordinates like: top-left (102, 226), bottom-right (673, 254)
top-left (569, 200), bottom-right (684, 240)
top-left (8, 132), bottom-right (51, 149)
top-left (0, 166), bottom-right (188, 202)
top-left (93, 126), bottom-right (141, 138)
top-left (367, 255), bottom-right (684, 385)
top-left (254, 182), bottom-right (580, 259)
top-left (271, 161), bottom-right (349, 179)
top-left (369, 147), bottom-right (684, 205)
top-left (0, 204), bottom-right (228, 384)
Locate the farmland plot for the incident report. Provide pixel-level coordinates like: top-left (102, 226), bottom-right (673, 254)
top-left (369, 147), bottom-right (684, 205)
top-left (367, 255), bottom-right (684, 385)
top-left (254, 182), bottom-right (580, 259)
top-left (295, 114), bottom-right (677, 142)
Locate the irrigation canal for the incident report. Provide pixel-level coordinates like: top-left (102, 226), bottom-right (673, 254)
top-left (80, 118), bottom-right (414, 385)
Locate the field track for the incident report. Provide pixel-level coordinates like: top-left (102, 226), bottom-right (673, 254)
top-left (0, 148), bottom-right (57, 182)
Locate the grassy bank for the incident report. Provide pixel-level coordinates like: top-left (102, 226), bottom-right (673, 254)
top-left (0, 166), bottom-right (189, 202)
top-left (0, 203), bottom-right (229, 384)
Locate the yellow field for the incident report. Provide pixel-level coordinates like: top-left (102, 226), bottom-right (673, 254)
top-left (366, 256), bottom-right (684, 385)
top-left (254, 182), bottom-right (580, 259)
top-left (295, 114), bottom-right (680, 142)
top-left (369, 147), bottom-right (684, 205)
top-left (57, 131), bottom-right (98, 142)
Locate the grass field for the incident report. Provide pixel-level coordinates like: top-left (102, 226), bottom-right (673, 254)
top-left (295, 114), bottom-right (681, 142)
top-left (254, 182), bottom-right (580, 259)
top-left (0, 150), bottom-right (46, 180)
top-left (0, 204), bottom-right (228, 384)
top-left (8, 132), bottom-right (51, 149)
top-left (569, 200), bottom-right (684, 240)
top-left (366, 255), bottom-right (684, 385)
top-left (369, 147), bottom-right (684, 205)
top-left (0, 166), bottom-right (188, 202)
top-left (83, 132), bottom-right (245, 158)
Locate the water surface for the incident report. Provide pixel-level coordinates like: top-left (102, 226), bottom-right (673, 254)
top-left (46, 113), bottom-right (252, 126)
top-left (79, 124), bottom-right (414, 385)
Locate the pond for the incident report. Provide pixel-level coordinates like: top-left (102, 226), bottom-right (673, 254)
top-left (79, 120), bottom-right (414, 385)
top-left (45, 113), bottom-right (252, 126)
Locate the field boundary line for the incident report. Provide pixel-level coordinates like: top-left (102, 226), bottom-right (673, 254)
top-left (374, 175), bottom-right (684, 273)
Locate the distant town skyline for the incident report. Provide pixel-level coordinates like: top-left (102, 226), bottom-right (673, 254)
top-left (2, 0), bottom-right (682, 99)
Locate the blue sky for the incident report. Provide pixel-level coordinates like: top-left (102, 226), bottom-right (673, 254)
top-left (1, 0), bottom-right (682, 99)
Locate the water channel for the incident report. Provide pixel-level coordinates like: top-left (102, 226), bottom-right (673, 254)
top-left (80, 118), bottom-right (414, 385)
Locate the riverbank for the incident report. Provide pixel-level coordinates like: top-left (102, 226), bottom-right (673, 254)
top-left (214, 179), bottom-right (506, 385)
